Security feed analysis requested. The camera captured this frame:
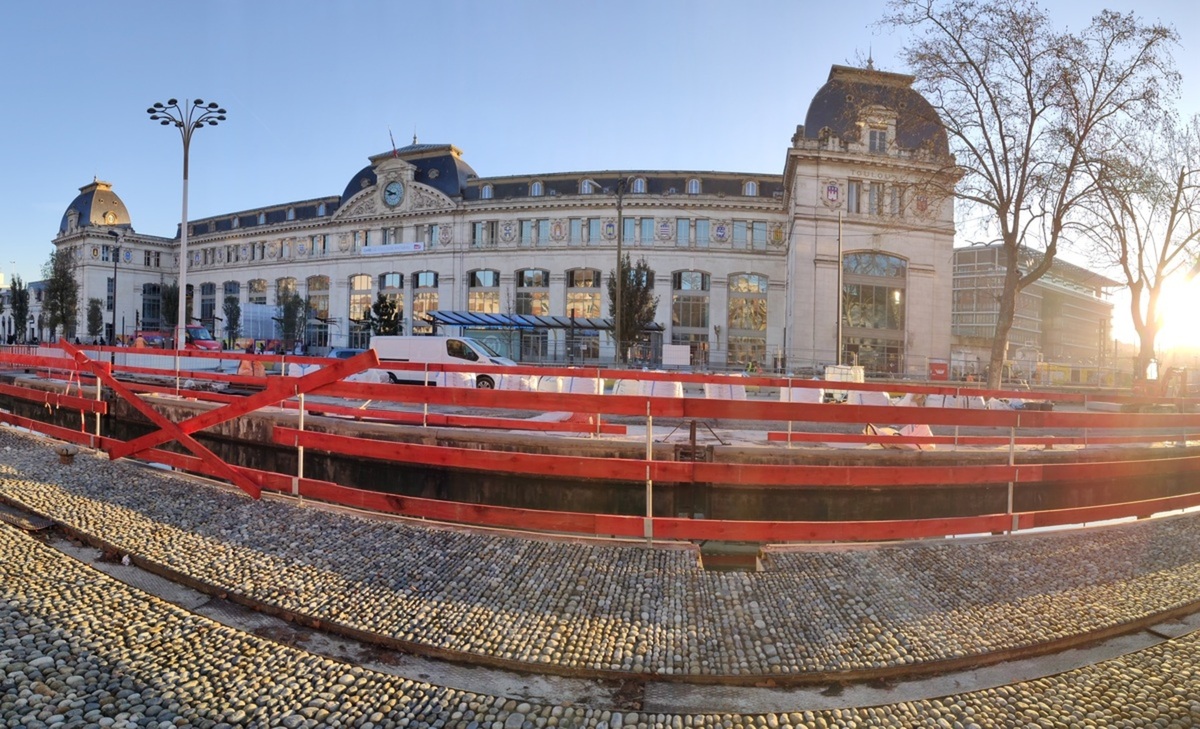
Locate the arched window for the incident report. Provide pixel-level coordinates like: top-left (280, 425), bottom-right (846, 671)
top-left (468, 269), bottom-right (501, 313)
top-left (567, 268), bottom-right (601, 359)
top-left (743, 181), bottom-right (758, 197)
top-left (516, 269), bottom-right (549, 315)
top-left (317, 202), bottom-right (327, 216)
top-left (631, 177), bottom-right (647, 194)
top-left (516, 268), bottom-right (550, 358)
top-left (530, 180), bottom-right (544, 197)
top-left (580, 179), bottom-right (600, 194)
top-left (222, 281), bottom-right (240, 341)
top-left (306, 275), bottom-right (330, 348)
top-left (199, 282), bottom-right (217, 334)
top-left (141, 283), bottom-right (163, 332)
top-left (841, 252), bottom-right (907, 375)
top-left (672, 271), bottom-right (711, 366)
top-left (349, 274), bottom-right (374, 346)
top-left (257, 212), bottom-right (266, 225)
top-left (727, 273), bottom-right (768, 369)
top-left (481, 184), bottom-right (494, 200)
top-left (686, 178), bottom-right (701, 195)
top-left (248, 278), bottom-right (268, 306)
top-left (286, 207), bottom-right (296, 221)
top-left (412, 271), bottom-right (439, 334)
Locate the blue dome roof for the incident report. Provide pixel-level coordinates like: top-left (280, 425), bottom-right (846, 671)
top-left (802, 65), bottom-right (948, 157)
top-left (59, 179), bottom-right (132, 235)
top-left (339, 142), bottom-right (479, 207)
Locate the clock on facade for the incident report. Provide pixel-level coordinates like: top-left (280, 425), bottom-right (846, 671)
top-left (383, 181), bottom-right (405, 207)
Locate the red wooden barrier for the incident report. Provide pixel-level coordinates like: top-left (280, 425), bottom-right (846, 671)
top-left (6, 343), bottom-right (1200, 543)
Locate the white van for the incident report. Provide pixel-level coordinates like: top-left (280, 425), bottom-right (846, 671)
top-left (369, 335), bottom-right (516, 388)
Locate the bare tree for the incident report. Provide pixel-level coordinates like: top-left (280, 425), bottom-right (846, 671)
top-left (1075, 114), bottom-right (1200, 379)
top-left (886, 0), bottom-right (1177, 387)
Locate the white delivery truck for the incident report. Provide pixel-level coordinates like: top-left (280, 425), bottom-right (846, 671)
top-left (369, 335), bottom-right (516, 388)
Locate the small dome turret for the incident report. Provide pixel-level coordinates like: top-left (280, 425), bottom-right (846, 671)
top-left (59, 179), bottom-right (132, 235)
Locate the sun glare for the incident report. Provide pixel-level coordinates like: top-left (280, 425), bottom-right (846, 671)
top-left (1151, 274), bottom-right (1200, 352)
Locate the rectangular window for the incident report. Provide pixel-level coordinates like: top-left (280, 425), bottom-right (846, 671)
top-left (516, 291), bottom-right (550, 316)
top-left (890, 186), bottom-right (905, 217)
top-left (429, 224), bottom-right (439, 249)
top-left (869, 129), bottom-right (887, 154)
top-left (588, 219), bottom-right (602, 246)
top-left (520, 220), bottom-right (533, 246)
top-left (570, 219), bottom-right (582, 246)
top-left (623, 217), bottom-right (636, 245)
top-left (566, 291), bottom-right (601, 319)
top-left (847, 180), bottom-right (862, 213)
top-left (733, 221), bottom-right (748, 249)
top-left (676, 218), bottom-right (690, 247)
top-left (537, 219), bottom-right (550, 247)
top-left (695, 219), bottom-right (710, 248)
top-left (752, 221), bottom-right (767, 251)
top-left (672, 294), bottom-right (709, 329)
top-left (640, 218), bottom-right (654, 246)
top-left (868, 184), bottom-right (883, 216)
top-left (467, 290), bottom-right (500, 313)
top-left (472, 222), bottom-right (486, 247)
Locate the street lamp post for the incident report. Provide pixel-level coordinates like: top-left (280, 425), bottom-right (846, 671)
top-left (583, 176), bottom-right (631, 364)
top-left (146, 98), bottom-right (226, 367)
top-left (108, 231), bottom-right (122, 354)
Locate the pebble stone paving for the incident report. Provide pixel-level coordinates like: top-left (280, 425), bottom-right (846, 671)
top-left (2, 427), bottom-right (1200, 725)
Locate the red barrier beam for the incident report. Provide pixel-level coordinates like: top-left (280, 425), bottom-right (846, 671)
top-left (0, 382), bottom-right (107, 415)
top-left (281, 399), bottom-right (625, 434)
top-left (60, 342), bottom-right (266, 498)
top-left (0, 412), bottom-right (103, 450)
top-left (767, 430), bottom-right (1200, 447)
top-left (101, 434), bottom-right (1200, 543)
top-left (107, 349), bottom-right (378, 462)
top-left (275, 427), bottom-right (1022, 487)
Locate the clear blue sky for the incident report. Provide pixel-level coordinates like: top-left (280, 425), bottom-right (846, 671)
top-left (1, 0), bottom-right (1197, 295)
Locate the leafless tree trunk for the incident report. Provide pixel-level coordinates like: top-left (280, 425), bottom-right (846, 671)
top-left (885, 0), bottom-right (1178, 388)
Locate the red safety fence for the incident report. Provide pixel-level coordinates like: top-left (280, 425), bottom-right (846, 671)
top-left (3, 342), bottom-right (1200, 543)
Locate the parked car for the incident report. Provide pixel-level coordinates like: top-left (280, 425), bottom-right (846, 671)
top-left (326, 347), bottom-right (366, 359)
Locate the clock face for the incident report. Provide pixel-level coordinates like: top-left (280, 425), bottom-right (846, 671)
top-left (383, 181), bottom-right (405, 207)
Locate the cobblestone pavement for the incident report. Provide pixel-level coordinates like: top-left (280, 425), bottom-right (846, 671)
top-left (2, 426), bottom-right (1200, 725)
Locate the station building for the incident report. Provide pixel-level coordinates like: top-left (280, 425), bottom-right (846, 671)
top-left (51, 64), bottom-right (960, 375)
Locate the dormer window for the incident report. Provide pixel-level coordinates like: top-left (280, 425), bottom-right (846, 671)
top-left (257, 212), bottom-right (266, 225)
top-left (631, 177), bottom-right (647, 194)
top-left (481, 184), bottom-right (494, 200)
top-left (530, 181), bottom-right (544, 197)
top-left (686, 178), bottom-right (701, 195)
top-left (581, 179), bottom-right (600, 194)
top-left (317, 202), bottom-right (327, 216)
top-left (286, 207), bottom-right (296, 221)
top-left (743, 181), bottom-right (758, 197)
top-left (869, 128), bottom-right (888, 154)
top-left (232, 217), bottom-right (240, 229)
